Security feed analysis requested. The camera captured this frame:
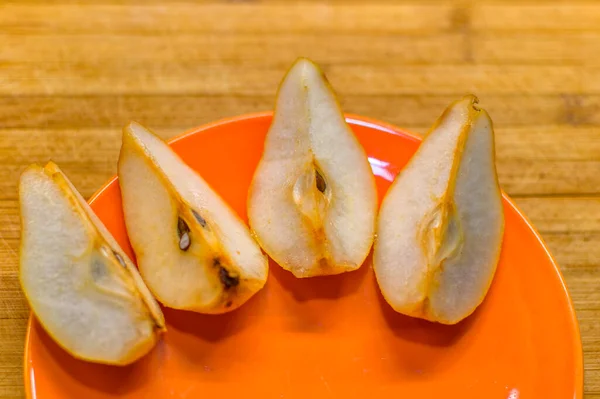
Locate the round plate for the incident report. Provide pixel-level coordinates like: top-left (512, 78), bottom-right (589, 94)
top-left (24, 113), bottom-right (583, 399)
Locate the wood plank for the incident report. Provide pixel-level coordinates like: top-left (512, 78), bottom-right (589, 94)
top-left (1, 94), bottom-right (591, 129)
top-left (0, 95), bottom-right (274, 130)
top-left (515, 197), bottom-right (600, 233)
top-left (472, 4), bottom-right (600, 31)
top-left (566, 269), bottom-right (600, 309)
top-left (586, 365), bottom-right (600, 395)
top-left (473, 33), bottom-right (600, 65)
top-left (0, 319), bottom-right (27, 399)
top-left (494, 126), bottom-right (600, 161)
top-left (0, 64), bottom-right (586, 96)
top-left (497, 160), bottom-right (600, 196)
top-left (578, 309), bottom-right (600, 351)
top-left (544, 233), bottom-right (600, 270)
top-left (8, 31), bottom-right (600, 80)
top-left (0, 33), bottom-right (466, 66)
top-left (0, 4), bottom-right (454, 35)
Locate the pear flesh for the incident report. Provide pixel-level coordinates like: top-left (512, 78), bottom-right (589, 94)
top-left (19, 162), bottom-right (165, 365)
top-left (374, 96), bottom-right (505, 324)
top-left (248, 58), bottom-right (378, 278)
top-left (118, 122), bottom-right (268, 314)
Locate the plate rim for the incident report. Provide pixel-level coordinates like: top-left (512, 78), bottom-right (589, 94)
top-left (23, 111), bottom-right (584, 399)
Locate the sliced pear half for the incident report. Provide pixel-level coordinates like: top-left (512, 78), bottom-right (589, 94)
top-left (118, 122), bottom-right (268, 314)
top-left (374, 95), bottom-right (505, 324)
top-left (19, 162), bottom-right (165, 365)
top-left (248, 58), bottom-right (378, 278)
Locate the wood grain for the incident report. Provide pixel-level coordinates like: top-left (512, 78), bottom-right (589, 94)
top-left (0, 4), bottom-right (455, 34)
top-left (0, 1), bottom-right (598, 398)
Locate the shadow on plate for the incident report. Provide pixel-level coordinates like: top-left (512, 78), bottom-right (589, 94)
top-left (270, 255), bottom-right (370, 302)
top-left (162, 285), bottom-right (267, 341)
top-left (377, 288), bottom-right (477, 347)
top-left (35, 320), bottom-right (156, 395)
top-left (373, 277), bottom-right (479, 377)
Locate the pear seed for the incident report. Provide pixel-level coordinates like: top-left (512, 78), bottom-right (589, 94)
top-left (113, 251), bottom-right (127, 268)
top-left (177, 217), bottom-right (191, 251)
top-left (179, 233), bottom-right (190, 251)
top-left (192, 209), bottom-right (207, 228)
top-left (315, 169), bottom-right (326, 193)
top-left (219, 267), bottom-right (239, 289)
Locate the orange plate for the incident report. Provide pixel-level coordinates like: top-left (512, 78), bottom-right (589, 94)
top-left (25, 113), bottom-right (583, 399)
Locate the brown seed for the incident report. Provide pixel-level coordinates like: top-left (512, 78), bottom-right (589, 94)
top-left (177, 217), bottom-right (189, 235)
top-left (112, 251), bottom-right (127, 268)
top-left (177, 217), bottom-right (191, 251)
top-left (192, 209), bottom-right (207, 228)
top-left (315, 169), bottom-right (327, 193)
top-left (179, 232), bottom-right (191, 251)
top-left (219, 267), bottom-right (239, 289)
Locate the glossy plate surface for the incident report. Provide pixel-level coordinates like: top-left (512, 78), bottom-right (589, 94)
top-left (25, 113), bottom-right (583, 399)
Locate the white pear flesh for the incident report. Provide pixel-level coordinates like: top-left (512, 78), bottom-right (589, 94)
top-left (374, 96), bottom-right (505, 325)
top-left (248, 58), bottom-right (377, 278)
top-left (19, 162), bottom-right (165, 365)
top-left (118, 122), bottom-right (268, 314)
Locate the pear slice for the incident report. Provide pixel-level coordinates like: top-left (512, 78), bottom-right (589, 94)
top-left (374, 95), bottom-right (505, 325)
top-left (118, 122), bottom-right (268, 314)
top-left (248, 58), bottom-right (377, 278)
top-left (19, 162), bottom-right (165, 365)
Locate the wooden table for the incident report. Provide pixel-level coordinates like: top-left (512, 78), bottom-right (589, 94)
top-left (1, 1), bottom-right (599, 397)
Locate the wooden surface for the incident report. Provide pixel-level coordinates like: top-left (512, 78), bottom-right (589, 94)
top-left (0, 0), bottom-right (599, 397)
